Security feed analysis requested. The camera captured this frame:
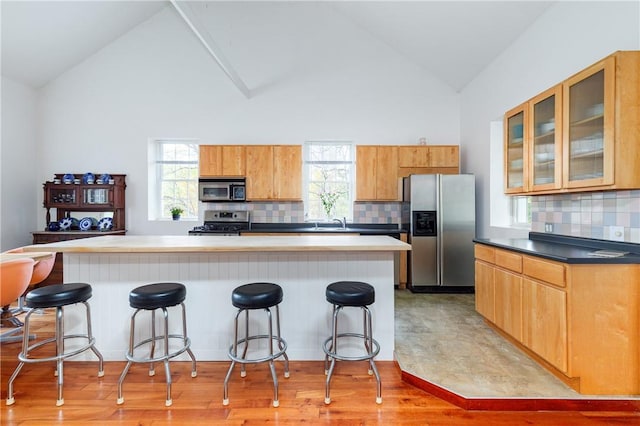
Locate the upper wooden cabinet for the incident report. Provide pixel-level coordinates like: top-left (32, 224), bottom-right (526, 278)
top-left (530, 86), bottom-right (563, 192)
top-left (357, 145), bottom-right (460, 201)
top-left (246, 145), bottom-right (301, 201)
top-left (398, 146), bottom-right (460, 177)
top-left (201, 143), bottom-right (459, 202)
top-left (356, 146), bottom-right (399, 201)
top-left (199, 145), bottom-right (245, 177)
top-left (398, 146), bottom-right (459, 168)
top-left (504, 51), bottom-right (640, 195)
top-left (504, 86), bottom-right (562, 194)
top-left (273, 145), bottom-right (302, 200)
top-left (504, 104), bottom-right (527, 193)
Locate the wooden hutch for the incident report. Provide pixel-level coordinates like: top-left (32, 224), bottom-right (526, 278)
top-left (32, 173), bottom-right (126, 284)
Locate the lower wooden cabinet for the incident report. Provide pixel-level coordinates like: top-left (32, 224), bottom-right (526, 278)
top-left (474, 260), bottom-right (495, 322)
top-left (474, 243), bottom-right (640, 395)
top-left (522, 278), bottom-right (567, 373)
top-left (494, 268), bottom-right (522, 342)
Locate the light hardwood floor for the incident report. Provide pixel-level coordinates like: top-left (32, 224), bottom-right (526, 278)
top-left (1, 306), bottom-right (639, 425)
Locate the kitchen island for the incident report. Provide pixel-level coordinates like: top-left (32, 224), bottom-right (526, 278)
top-left (22, 235), bottom-right (410, 361)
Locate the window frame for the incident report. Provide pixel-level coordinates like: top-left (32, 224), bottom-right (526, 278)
top-left (511, 195), bottom-right (532, 228)
top-left (148, 139), bottom-right (199, 221)
top-left (303, 141), bottom-right (355, 222)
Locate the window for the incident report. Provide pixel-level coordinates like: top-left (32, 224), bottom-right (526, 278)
top-left (303, 141), bottom-right (354, 221)
top-left (149, 140), bottom-right (199, 220)
top-left (511, 195), bottom-right (532, 228)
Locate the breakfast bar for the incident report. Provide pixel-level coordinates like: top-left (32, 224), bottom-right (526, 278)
top-left (22, 235), bottom-right (410, 361)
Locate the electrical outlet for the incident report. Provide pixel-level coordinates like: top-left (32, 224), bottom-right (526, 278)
top-left (609, 226), bottom-right (625, 242)
top-left (544, 223), bottom-right (554, 233)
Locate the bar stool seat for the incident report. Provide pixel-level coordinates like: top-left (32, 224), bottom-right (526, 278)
top-left (323, 281), bottom-right (381, 405)
top-left (6, 282), bottom-right (104, 406)
top-left (223, 282), bottom-right (289, 407)
top-left (117, 282), bottom-right (197, 407)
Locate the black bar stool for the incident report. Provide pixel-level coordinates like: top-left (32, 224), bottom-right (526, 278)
top-left (223, 282), bottom-right (289, 407)
top-left (116, 282), bottom-right (197, 407)
top-left (6, 282), bottom-right (104, 406)
top-left (323, 281), bottom-right (381, 404)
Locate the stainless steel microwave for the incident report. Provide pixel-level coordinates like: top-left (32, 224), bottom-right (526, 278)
top-left (198, 178), bottom-right (246, 202)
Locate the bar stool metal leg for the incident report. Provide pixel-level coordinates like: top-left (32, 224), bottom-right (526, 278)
top-left (7, 288), bottom-right (104, 407)
top-left (223, 283), bottom-right (289, 408)
top-left (116, 283), bottom-right (196, 407)
top-left (323, 281), bottom-right (381, 405)
top-left (275, 305), bottom-right (290, 377)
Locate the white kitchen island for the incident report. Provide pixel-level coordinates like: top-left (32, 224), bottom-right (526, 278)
top-left (23, 235), bottom-right (410, 361)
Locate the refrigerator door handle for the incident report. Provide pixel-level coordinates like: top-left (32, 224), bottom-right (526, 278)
top-left (436, 178), bottom-right (443, 285)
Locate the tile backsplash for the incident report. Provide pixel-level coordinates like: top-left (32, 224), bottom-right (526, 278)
top-left (531, 190), bottom-right (640, 243)
top-left (199, 201), bottom-right (403, 224)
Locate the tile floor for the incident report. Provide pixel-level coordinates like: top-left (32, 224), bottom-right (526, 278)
top-left (393, 289), bottom-right (640, 400)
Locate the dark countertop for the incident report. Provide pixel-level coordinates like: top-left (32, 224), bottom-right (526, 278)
top-left (246, 223), bottom-right (406, 236)
top-left (474, 232), bottom-right (640, 264)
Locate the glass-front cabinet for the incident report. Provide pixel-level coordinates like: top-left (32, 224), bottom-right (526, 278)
top-left (563, 56), bottom-right (614, 189)
top-left (503, 51), bottom-right (640, 196)
top-left (504, 105), bottom-right (527, 193)
top-left (529, 85), bottom-right (562, 191)
top-left (83, 188), bottom-right (112, 205)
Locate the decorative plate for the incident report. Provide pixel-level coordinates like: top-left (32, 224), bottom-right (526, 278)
top-left (47, 222), bottom-right (60, 232)
top-left (70, 217), bottom-right (80, 229)
top-left (63, 173), bottom-right (74, 184)
top-left (97, 217), bottom-right (113, 231)
top-left (100, 174), bottom-right (112, 183)
top-left (78, 217), bottom-right (93, 231)
top-left (58, 217), bottom-right (73, 231)
top-left (82, 172), bottom-right (95, 184)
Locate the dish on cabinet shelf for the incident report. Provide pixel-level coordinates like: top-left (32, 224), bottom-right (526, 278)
top-left (58, 217), bottom-right (73, 231)
top-left (535, 152), bottom-right (554, 162)
top-left (97, 217), bottom-right (113, 231)
top-left (62, 173), bottom-right (74, 184)
top-left (539, 122), bottom-right (555, 133)
top-left (78, 217), bottom-right (97, 231)
top-left (510, 158), bottom-right (523, 169)
top-left (534, 177), bottom-right (554, 184)
top-left (100, 174), bottom-right (112, 184)
top-left (82, 172), bottom-right (95, 184)
top-left (587, 103), bottom-right (604, 117)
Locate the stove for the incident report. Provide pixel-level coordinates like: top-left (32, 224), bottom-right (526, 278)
top-left (189, 210), bottom-right (250, 235)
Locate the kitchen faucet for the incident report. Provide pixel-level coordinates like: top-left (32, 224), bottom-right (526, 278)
top-left (333, 217), bottom-right (347, 229)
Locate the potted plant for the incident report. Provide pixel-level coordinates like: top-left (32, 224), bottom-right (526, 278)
top-left (170, 207), bottom-right (184, 221)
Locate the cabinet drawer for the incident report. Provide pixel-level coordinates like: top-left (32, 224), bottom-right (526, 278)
top-left (474, 244), bottom-right (495, 263)
top-left (495, 248), bottom-right (522, 273)
top-left (523, 256), bottom-right (566, 288)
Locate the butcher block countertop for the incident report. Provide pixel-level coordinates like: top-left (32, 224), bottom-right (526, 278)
top-left (21, 235), bottom-right (411, 254)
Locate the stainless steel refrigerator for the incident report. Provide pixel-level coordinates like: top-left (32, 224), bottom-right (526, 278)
top-left (403, 174), bottom-right (476, 291)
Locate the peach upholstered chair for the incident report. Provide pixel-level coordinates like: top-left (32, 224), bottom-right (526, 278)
top-left (0, 258), bottom-right (34, 343)
top-left (2, 249), bottom-right (55, 320)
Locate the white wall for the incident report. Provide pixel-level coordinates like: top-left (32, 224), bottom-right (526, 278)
top-left (34, 3), bottom-right (460, 236)
top-left (1, 77), bottom-right (39, 250)
top-left (461, 1), bottom-right (640, 238)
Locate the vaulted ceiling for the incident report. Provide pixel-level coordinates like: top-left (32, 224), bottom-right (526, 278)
top-left (1, 1), bottom-right (553, 91)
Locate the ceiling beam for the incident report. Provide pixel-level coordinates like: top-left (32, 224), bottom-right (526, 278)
top-left (170, 0), bottom-right (251, 99)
